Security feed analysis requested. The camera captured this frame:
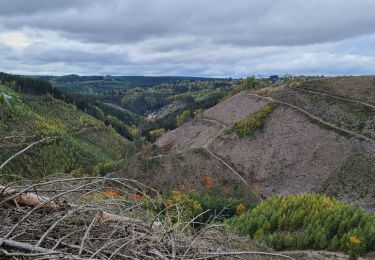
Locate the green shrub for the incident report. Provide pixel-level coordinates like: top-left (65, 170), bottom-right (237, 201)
top-left (226, 194), bottom-right (375, 255)
top-left (241, 77), bottom-right (260, 90)
top-left (234, 102), bottom-right (274, 137)
top-left (0, 90), bottom-right (29, 122)
top-left (149, 128), bottom-right (166, 142)
top-left (176, 110), bottom-right (192, 127)
top-left (192, 148), bottom-right (212, 159)
top-left (194, 188), bottom-right (255, 222)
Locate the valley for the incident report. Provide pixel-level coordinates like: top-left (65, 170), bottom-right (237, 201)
top-left (2, 2), bottom-right (375, 259)
top-left (1, 73), bottom-right (375, 259)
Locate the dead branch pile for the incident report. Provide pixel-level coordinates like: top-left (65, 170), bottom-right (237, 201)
top-left (0, 176), bottom-right (294, 259)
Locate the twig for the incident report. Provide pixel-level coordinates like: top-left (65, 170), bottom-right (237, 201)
top-left (0, 137), bottom-right (50, 171)
top-left (79, 213), bottom-right (97, 255)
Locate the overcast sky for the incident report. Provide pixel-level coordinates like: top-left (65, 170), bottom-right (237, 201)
top-left (0, 0), bottom-right (375, 77)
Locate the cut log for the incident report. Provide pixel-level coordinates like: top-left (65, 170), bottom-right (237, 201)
top-left (0, 185), bottom-right (145, 224)
top-left (0, 186), bottom-right (59, 210)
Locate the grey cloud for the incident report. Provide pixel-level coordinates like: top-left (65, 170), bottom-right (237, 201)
top-left (21, 44), bottom-right (129, 64)
top-left (1, 0), bottom-right (375, 76)
top-left (0, 0), bottom-right (90, 16)
top-left (1, 0), bottom-right (375, 47)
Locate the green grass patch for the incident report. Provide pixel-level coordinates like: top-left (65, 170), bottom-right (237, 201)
top-left (354, 106), bottom-right (375, 131)
top-left (234, 102), bottom-right (274, 137)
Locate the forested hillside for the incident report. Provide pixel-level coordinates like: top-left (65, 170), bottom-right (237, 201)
top-left (0, 76), bottom-right (135, 179)
top-left (39, 73), bottom-right (240, 138)
top-left (40, 75), bottom-right (224, 93)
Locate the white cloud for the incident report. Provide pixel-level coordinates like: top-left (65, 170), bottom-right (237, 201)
top-left (0, 32), bottom-right (31, 49)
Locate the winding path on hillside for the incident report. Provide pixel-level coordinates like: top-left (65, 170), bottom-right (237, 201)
top-left (198, 90), bottom-right (375, 187)
top-left (204, 146), bottom-right (248, 185)
top-left (248, 93), bottom-right (375, 143)
top-left (297, 87), bottom-right (375, 109)
top-left (200, 116), bottom-right (249, 185)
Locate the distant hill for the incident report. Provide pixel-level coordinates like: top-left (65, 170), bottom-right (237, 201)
top-left (37, 74), bottom-right (225, 94)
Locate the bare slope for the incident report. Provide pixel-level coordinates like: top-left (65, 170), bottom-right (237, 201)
top-left (156, 91), bottom-right (268, 151)
top-left (156, 117), bottom-right (224, 151)
top-left (209, 105), bottom-right (375, 209)
top-left (302, 76), bottom-right (375, 104)
top-left (269, 87), bottom-right (375, 139)
top-left (115, 149), bottom-right (234, 191)
top-left (202, 91), bottom-right (269, 125)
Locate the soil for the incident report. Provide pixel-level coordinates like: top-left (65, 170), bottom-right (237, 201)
top-left (302, 76), bottom-right (375, 104)
top-left (203, 91), bottom-right (269, 125)
top-left (156, 91), bottom-right (268, 151)
top-left (111, 148), bottom-right (256, 201)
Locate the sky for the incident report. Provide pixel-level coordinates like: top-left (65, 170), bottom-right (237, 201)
top-left (1, 0), bottom-right (375, 77)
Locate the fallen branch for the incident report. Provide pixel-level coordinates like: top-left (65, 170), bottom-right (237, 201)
top-left (0, 137), bottom-right (50, 171)
top-left (0, 177), bottom-right (296, 259)
top-left (0, 184), bottom-right (146, 226)
top-left (0, 238), bottom-right (59, 255)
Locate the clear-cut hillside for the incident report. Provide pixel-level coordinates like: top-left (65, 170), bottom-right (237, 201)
top-left (302, 76), bottom-right (375, 104)
top-left (124, 81), bottom-right (375, 211)
top-left (156, 91), bottom-right (268, 151)
top-left (209, 105), bottom-right (375, 210)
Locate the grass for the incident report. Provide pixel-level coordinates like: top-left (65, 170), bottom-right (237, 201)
top-left (234, 102), bottom-right (274, 137)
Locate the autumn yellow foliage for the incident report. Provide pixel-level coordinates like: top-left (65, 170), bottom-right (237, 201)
top-left (236, 203), bottom-right (246, 215)
top-left (349, 235), bottom-right (361, 247)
